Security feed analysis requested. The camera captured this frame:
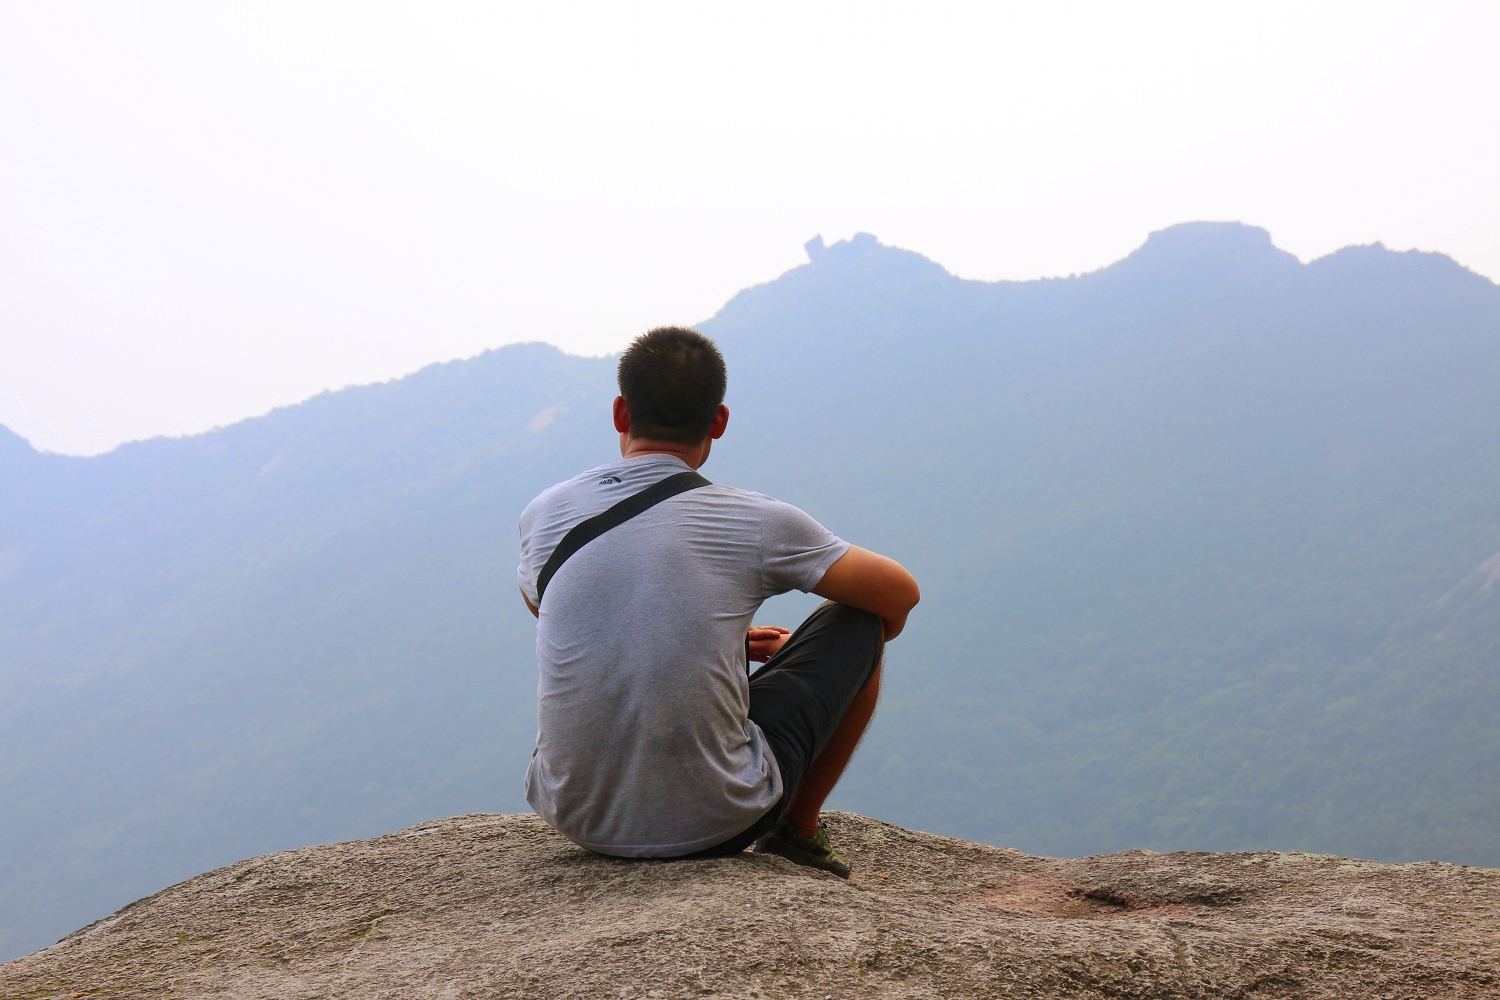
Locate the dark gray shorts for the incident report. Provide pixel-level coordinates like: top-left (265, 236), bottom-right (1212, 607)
top-left (686, 600), bottom-right (884, 857)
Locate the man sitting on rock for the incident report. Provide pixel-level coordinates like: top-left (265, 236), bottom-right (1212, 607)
top-left (517, 326), bottom-right (920, 876)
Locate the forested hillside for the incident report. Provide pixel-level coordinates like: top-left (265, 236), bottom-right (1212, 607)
top-left (4, 222), bottom-right (1499, 961)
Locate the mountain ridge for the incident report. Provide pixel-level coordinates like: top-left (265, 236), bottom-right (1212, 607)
top-left (3, 220), bottom-right (1489, 461)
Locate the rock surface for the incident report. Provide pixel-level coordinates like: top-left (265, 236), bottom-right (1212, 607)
top-left (4, 812), bottom-right (1499, 998)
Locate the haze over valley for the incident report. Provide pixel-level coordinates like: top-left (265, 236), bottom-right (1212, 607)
top-left (3, 222), bottom-right (1499, 961)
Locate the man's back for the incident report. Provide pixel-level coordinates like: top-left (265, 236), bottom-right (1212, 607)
top-left (518, 452), bottom-right (848, 856)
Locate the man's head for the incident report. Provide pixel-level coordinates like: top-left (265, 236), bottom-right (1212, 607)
top-left (616, 327), bottom-right (728, 446)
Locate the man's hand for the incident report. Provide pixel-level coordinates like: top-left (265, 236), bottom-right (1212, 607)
top-left (747, 625), bottom-right (791, 662)
top-left (812, 545), bottom-right (921, 640)
top-left (521, 587), bottom-right (539, 618)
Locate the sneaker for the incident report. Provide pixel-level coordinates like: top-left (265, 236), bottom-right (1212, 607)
top-left (753, 817), bottom-right (852, 878)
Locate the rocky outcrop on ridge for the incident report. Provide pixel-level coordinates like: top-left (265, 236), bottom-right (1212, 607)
top-left (4, 811), bottom-right (1498, 998)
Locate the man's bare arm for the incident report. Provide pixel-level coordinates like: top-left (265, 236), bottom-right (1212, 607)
top-left (811, 545), bottom-right (920, 640)
top-left (521, 587), bottom-right (539, 618)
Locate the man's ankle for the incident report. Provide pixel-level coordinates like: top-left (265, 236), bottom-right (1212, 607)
top-left (785, 811), bottom-right (819, 839)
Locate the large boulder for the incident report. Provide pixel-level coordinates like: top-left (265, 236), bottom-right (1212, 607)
top-left (4, 812), bottom-right (1497, 998)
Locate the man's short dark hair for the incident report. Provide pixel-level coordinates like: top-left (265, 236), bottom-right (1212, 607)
top-left (617, 327), bottom-right (727, 444)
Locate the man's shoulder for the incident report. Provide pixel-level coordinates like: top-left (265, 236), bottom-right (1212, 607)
top-left (521, 456), bottom-right (704, 531)
top-left (521, 458), bottom-right (816, 533)
top-left (528, 462), bottom-right (617, 504)
top-left (698, 481), bottom-right (769, 502)
top-left (520, 462), bottom-right (622, 529)
top-left (692, 482), bottom-right (804, 515)
top-left (690, 485), bottom-right (835, 546)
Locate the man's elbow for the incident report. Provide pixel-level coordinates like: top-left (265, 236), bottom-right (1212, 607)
top-left (895, 571), bottom-right (921, 616)
top-left (874, 561), bottom-right (919, 619)
top-left (874, 569), bottom-right (919, 642)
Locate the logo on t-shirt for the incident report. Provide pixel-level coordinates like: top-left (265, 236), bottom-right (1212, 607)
top-left (599, 476), bottom-right (622, 484)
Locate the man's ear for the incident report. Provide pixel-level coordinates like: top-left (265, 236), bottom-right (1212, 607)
top-left (708, 404), bottom-right (729, 440)
top-left (613, 396), bottom-right (631, 435)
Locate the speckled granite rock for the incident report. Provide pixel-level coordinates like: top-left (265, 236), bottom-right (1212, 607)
top-left (4, 811), bottom-right (1498, 998)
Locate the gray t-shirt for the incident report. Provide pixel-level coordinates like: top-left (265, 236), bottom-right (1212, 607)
top-left (518, 453), bottom-right (849, 856)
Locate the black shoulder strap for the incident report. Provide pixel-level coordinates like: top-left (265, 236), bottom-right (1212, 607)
top-left (535, 469), bottom-right (711, 605)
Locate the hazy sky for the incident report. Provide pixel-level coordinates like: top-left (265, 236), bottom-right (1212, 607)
top-left (3, 2), bottom-right (1497, 455)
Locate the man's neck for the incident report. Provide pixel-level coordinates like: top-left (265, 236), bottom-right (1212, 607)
top-left (619, 434), bottom-right (711, 470)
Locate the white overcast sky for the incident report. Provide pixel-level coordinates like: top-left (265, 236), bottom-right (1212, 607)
top-left (2, 1), bottom-right (1497, 455)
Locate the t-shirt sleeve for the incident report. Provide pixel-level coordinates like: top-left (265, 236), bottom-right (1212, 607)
top-left (759, 499), bottom-right (850, 596)
top-left (516, 498), bottom-right (545, 606)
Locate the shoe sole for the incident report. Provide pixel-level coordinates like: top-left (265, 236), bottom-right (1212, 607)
top-left (753, 835), bottom-right (852, 879)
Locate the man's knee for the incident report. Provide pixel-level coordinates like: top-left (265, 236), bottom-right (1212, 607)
top-left (805, 601), bottom-right (884, 672)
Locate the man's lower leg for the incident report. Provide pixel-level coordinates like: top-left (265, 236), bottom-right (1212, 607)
top-left (782, 663), bottom-right (882, 838)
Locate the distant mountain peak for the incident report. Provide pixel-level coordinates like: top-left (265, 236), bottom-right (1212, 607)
top-left (1106, 221), bottom-right (1301, 284)
top-left (791, 233), bottom-right (949, 287)
top-left (804, 232), bottom-right (882, 264)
